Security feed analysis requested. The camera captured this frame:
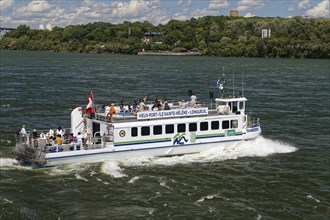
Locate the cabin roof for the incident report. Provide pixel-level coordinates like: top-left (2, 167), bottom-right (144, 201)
top-left (215, 97), bottom-right (247, 102)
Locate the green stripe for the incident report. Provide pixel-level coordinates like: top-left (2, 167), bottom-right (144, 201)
top-left (196, 133), bottom-right (225, 138)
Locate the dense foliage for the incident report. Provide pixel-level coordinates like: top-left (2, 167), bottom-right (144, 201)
top-left (1, 16), bottom-right (329, 58)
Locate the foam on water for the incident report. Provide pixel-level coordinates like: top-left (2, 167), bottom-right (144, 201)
top-left (120, 136), bottom-right (297, 167)
top-left (44, 162), bottom-right (92, 176)
top-left (0, 158), bottom-right (31, 170)
top-left (75, 173), bottom-right (89, 182)
top-left (101, 160), bottom-right (127, 178)
top-left (196, 193), bottom-right (221, 204)
top-left (128, 176), bottom-right (141, 184)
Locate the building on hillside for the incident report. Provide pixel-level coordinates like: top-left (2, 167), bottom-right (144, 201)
top-left (262, 29), bottom-right (271, 38)
top-left (142, 32), bottom-right (163, 44)
top-left (230, 10), bottom-right (238, 17)
top-left (46, 24), bottom-right (53, 31)
top-left (39, 24), bottom-right (53, 31)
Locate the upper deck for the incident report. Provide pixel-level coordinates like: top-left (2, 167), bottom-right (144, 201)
top-left (88, 96), bottom-right (248, 124)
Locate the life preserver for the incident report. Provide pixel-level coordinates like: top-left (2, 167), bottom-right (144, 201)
top-left (119, 130), bottom-right (126, 137)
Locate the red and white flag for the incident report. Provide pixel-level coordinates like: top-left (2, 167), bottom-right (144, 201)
top-left (85, 91), bottom-right (94, 114)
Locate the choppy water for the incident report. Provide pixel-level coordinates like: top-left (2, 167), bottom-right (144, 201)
top-left (0, 50), bottom-right (329, 219)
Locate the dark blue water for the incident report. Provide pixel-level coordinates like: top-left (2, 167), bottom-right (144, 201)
top-left (0, 50), bottom-right (329, 219)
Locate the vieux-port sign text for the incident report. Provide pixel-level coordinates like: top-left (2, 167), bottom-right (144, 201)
top-left (137, 108), bottom-right (208, 120)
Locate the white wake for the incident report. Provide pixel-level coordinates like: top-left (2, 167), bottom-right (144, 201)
top-left (119, 136), bottom-right (297, 167)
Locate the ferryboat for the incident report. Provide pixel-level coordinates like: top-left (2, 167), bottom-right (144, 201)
top-left (15, 75), bottom-right (261, 167)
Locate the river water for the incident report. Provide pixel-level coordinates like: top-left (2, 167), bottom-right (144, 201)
top-left (0, 50), bottom-right (329, 219)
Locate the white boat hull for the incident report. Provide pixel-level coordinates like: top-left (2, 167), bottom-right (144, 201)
top-left (45, 139), bottom-right (242, 166)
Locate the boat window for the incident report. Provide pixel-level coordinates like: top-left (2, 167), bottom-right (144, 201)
top-left (166, 124), bottom-right (174, 134)
top-left (200, 122), bottom-right (208, 131)
top-left (189, 123), bottom-right (197, 132)
top-left (178, 124), bottom-right (186, 133)
top-left (231, 120), bottom-right (238, 128)
top-left (211, 121), bottom-right (219, 130)
top-left (233, 102), bottom-right (238, 113)
top-left (141, 126), bottom-right (150, 136)
top-left (222, 120), bottom-right (230, 129)
top-left (131, 127), bottom-right (138, 137)
top-left (153, 125), bottom-right (162, 135)
top-left (239, 102), bottom-right (244, 110)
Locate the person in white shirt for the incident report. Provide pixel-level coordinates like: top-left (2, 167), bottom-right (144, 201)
top-left (48, 128), bottom-right (54, 139)
top-left (138, 99), bottom-right (147, 112)
top-left (20, 125), bottom-right (27, 137)
top-left (190, 93), bottom-right (197, 107)
top-left (77, 132), bottom-right (83, 147)
top-left (56, 127), bottom-right (64, 137)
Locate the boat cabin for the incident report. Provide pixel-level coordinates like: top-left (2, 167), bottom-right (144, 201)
top-left (215, 97), bottom-right (247, 115)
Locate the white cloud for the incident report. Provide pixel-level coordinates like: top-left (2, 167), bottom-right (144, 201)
top-left (0, 0), bottom-right (15, 10)
top-left (177, 0), bottom-right (192, 7)
top-left (298, 0), bottom-right (311, 9)
top-left (60, 0), bottom-right (169, 25)
top-left (111, 0), bottom-right (151, 18)
top-left (237, 0), bottom-right (265, 11)
top-left (208, 0), bottom-right (230, 10)
top-left (305, 0), bottom-right (329, 17)
top-left (17, 0), bottom-right (52, 13)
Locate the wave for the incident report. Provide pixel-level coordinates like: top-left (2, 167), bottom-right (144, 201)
top-left (1, 136), bottom-right (297, 178)
top-left (119, 136), bottom-right (297, 167)
top-left (100, 160), bottom-right (127, 178)
top-left (0, 158), bottom-right (32, 170)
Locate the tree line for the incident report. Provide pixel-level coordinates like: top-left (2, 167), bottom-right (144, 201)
top-left (1, 16), bottom-right (329, 58)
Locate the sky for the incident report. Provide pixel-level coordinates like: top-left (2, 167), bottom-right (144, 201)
top-left (0, 0), bottom-right (329, 29)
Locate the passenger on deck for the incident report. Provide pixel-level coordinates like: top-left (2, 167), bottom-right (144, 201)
top-left (132, 101), bottom-right (138, 111)
top-left (55, 134), bottom-right (62, 145)
top-left (20, 125), bottom-right (27, 138)
top-left (190, 93), bottom-right (197, 107)
top-left (101, 103), bottom-right (106, 111)
top-left (131, 101), bottom-right (138, 115)
top-left (69, 133), bottom-right (74, 143)
top-left (32, 129), bottom-right (38, 139)
top-left (164, 99), bottom-right (170, 110)
top-left (138, 99), bottom-right (147, 112)
top-left (120, 100), bottom-right (129, 115)
top-left (108, 103), bottom-right (116, 121)
top-left (152, 99), bottom-right (162, 110)
top-left (39, 131), bottom-right (46, 138)
top-left (77, 132), bottom-right (83, 146)
top-left (32, 129), bottom-right (39, 147)
top-left (19, 125), bottom-right (27, 142)
top-left (47, 128), bottom-right (54, 139)
top-left (56, 127), bottom-right (64, 137)
top-left (179, 100), bottom-right (187, 108)
top-left (127, 102), bottom-right (132, 113)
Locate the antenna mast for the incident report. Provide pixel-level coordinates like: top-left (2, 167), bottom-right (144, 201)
top-left (232, 69), bottom-right (235, 97)
top-left (241, 71), bottom-right (244, 97)
top-left (219, 67), bottom-right (226, 98)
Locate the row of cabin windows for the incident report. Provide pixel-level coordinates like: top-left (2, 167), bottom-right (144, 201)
top-left (131, 120), bottom-right (238, 137)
